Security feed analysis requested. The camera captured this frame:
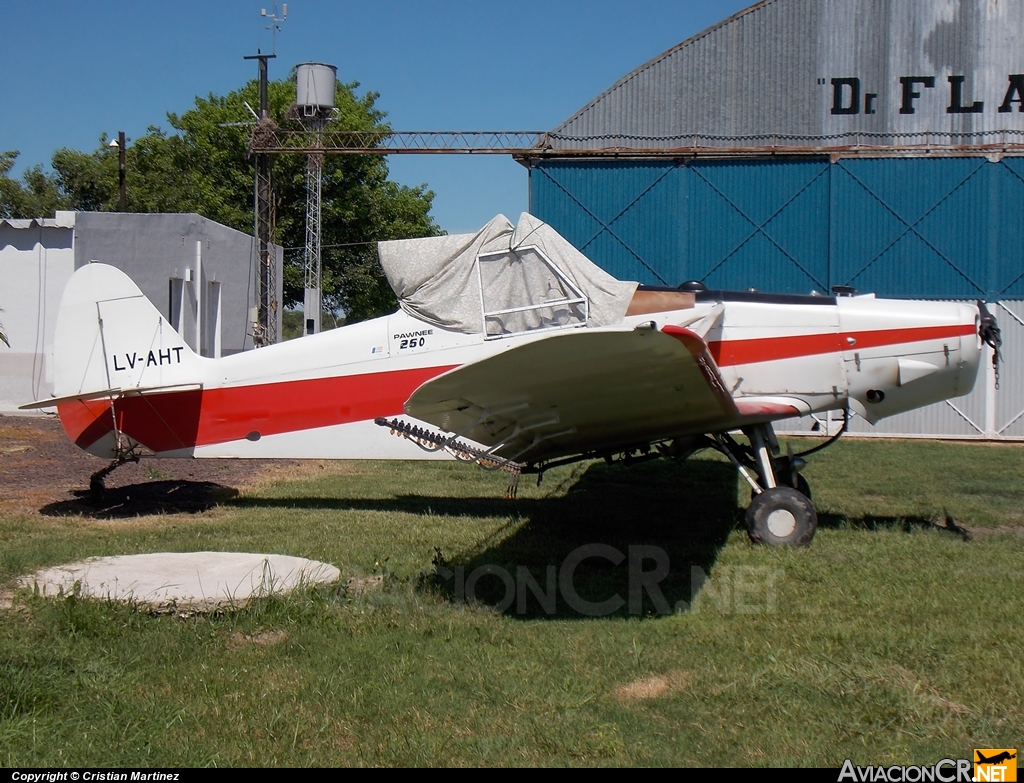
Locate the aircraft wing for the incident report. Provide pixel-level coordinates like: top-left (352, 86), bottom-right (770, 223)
top-left (405, 324), bottom-right (760, 465)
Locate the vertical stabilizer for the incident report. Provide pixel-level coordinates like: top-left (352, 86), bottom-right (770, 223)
top-left (53, 263), bottom-right (201, 398)
top-left (43, 263), bottom-right (204, 458)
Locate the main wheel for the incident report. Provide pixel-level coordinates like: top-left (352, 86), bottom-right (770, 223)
top-left (745, 486), bottom-right (817, 546)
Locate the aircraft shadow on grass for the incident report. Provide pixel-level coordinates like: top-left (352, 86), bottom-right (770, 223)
top-left (223, 457), bottom-right (971, 617)
top-left (41, 480), bottom-right (240, 519)
top-left (428, 459), bottom-right (742, 619)
top-left (39, 459), bottom-right (740, 617)
top-left (234, 458), bottom-right (744, 619)
top-left (816, 511), bottom-right (970, 539)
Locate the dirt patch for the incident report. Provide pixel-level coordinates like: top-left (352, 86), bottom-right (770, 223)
top-left (883, 665), bottom-right (973, 716)
top-left (227, 629), bottom-right (289, 650)
top-left (966, 524), bottom-right (1024, 539)
top-left (347, 574), bottom-right (384, 596)
top-left (927, 513), bottom-right (972, 541)
top-left (245, 459), bottom-right (380, 489)
top-left (0, 414), bottom-right (295, 518)
top-left (613, 670), bottom-right (693, 701)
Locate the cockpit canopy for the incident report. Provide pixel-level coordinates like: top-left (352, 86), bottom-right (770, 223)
top-left (378, 213), bottom-right (638, 338)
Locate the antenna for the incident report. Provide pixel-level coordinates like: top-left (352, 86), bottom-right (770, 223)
top-left (260, 3), bottom-right (287, 55)
top-left (244, 4), bottom-right (285, 347)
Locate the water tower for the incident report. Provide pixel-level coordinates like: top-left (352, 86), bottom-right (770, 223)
top-left (296, 62), bottom-right (336, 335)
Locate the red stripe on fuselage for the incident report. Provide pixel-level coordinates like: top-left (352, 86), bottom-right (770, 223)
top-left (192, 364), bottom-right (457, 447)
top-left (735, 400), bottom-right (800, 417)
top-left (708, 323), bottom-right (974, 367)
top-left (58, 397), bottom-right (115, 448)
top-left (66, 364), bottom-right (458, 453)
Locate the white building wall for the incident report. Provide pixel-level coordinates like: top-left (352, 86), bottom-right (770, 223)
top-left (0, 215), bottom-right (76, 411)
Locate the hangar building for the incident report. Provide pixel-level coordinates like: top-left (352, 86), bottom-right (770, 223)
top-left (0, 212), bottom-right (283, 412)
top-left (522, 0), bottom-right (1024, 440)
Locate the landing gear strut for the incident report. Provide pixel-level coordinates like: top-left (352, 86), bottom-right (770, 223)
top-left (88, 422), bottom-right (142, 503)
top-left (713, 423), bottom-right (818, 546)
top-left (89, 452), bottom-right (140, 503)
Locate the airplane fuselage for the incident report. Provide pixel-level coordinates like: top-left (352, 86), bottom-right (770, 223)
top-left (57, 284), bottom-right (981, 464)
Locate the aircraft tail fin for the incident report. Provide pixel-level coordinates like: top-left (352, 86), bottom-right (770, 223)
top-left (27, 263), bottom-right (206, 458)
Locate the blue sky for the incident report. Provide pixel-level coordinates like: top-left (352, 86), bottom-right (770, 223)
top-left (1, 0), bottom-right (750, 233)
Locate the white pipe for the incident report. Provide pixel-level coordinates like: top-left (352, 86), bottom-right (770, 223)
top-left (985, 343), bottom-right (996, 437)
top-left (194, 240), bottom-right (202, 355)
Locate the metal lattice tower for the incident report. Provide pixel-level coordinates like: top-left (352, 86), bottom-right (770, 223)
top-left (303, 119), bottom-right (325, 335)
top-left (295, 62), bottom-right (337, 336)
top-left (255, 149), bottom-right (277, 346)
top-left (243, 6), bottom-right (286, 347)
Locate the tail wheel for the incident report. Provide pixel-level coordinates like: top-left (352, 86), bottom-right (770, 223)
top-left (746, 487), bottom-right (817, 546)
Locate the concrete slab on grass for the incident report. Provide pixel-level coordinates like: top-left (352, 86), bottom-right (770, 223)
top-left (20, 552), bottom-right (341, 611)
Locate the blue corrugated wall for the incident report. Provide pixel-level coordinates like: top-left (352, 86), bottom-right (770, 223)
top-left (530, 157), bottom-right (1024, 299)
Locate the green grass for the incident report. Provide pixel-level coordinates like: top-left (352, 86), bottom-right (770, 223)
top-left (1, 440), bottom-right (1023, 766)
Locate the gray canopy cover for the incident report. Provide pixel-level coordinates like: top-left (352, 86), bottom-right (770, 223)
top-left (378, 213), bottom-right (638, 335)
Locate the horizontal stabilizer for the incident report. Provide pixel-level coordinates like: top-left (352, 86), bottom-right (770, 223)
top-left (19, 382), bottom-right (204, 411)
top-left (19, 388), bottom-right (121, 411)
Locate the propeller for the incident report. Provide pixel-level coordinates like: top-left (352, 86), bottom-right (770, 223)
top-left (977, 300), bottom-right (1002, 390)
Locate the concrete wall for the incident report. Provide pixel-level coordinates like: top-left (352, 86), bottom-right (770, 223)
top-left (73, 212), bottom-right (282, 358)
top-left (0, 215), bottom-right (76, 411)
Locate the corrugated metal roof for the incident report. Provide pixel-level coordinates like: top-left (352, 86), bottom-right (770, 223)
top-left (0, 211), bottom-right (76, 230)
top-left (550, 0), bottom-right (1024, 151)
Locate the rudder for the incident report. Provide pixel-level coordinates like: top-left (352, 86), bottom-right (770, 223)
top-left (49, 263), bottom-right (205, 458)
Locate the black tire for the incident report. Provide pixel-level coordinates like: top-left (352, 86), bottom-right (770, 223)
top-left (745, 486), bottom-right (817, 546)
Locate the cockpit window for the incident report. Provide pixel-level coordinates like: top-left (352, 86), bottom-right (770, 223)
top-left (477, 245), bottom-right (588, 338)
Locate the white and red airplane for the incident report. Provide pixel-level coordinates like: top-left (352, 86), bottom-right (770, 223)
top-left (23, 213), bottom-right (1000, 546)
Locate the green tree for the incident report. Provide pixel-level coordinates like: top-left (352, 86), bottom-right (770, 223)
top-left (2, 78), bottom-right (441, 321)
top-left (0, 151), bottom-right (66, 218)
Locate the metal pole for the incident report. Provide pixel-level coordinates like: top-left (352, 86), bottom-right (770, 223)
top-left (257, 153), bottom-right (276, 346)
top-left (118, 131), bottom-right (126, 212)
top-left (244, 52), bottom-right (278, 346)
top-left (258, 57), bottom-right (269, 118)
